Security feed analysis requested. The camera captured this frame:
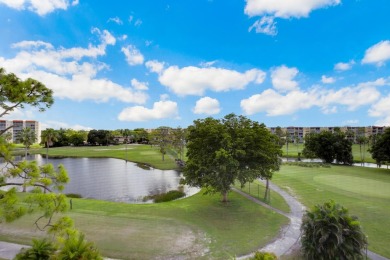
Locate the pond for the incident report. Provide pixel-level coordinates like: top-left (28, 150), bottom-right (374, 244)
top-left (4, 155), bottom-right (198, 203)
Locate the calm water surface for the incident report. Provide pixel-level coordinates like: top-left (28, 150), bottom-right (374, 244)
top-left (7, 155), bottom-right (198, 203)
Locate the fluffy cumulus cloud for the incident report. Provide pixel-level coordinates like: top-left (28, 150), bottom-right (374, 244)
top-left (245, 0), bottom-right (340, 35)
top-left (121, 45), bottom-right (144, 66)
top-left (241, 89), bottom-right (316, 116)
top-left (193, 97), bottom-right (221, 115)
top-left (241, 78), bottom-right (386, 116)
top-left (271, 65), bottom-right (299, 92)
top-left (321, 75), bottom-right (335, 84)
top-left (0, 0), bottom-right (78, 15)
top-left (147, 62), bottom-right (266, 96)
top-left (0, 30), bottom-right (148, 104)
top-left (244, 0), bottom-right (340, 18)
top-left (362, 40), bottom-right (390, 66)
top-left (118, 100), bottom-right (179, 122)
top-left (334, 60), bottom-right (355, 71)
top-left (368, 94), bottom-right (390, 125)
top-left (131, 79), bottom-right (149, 90)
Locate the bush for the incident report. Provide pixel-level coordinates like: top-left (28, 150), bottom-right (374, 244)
top-left (301, 200), bottom-right (367, 260)
top-left (283, 161), bottom-right (331, 168)
top-left (154, 190), bottom-right (186, 203)
top-left (250, 251), bottom-right (277, 260)
top-left (144, 190), bottom-right (186, 203)
top-left (66, 193), bottom-right (82, 198)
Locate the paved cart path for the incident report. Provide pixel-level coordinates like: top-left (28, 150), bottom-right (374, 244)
top-left (234, 180), bottom-right (389, 260)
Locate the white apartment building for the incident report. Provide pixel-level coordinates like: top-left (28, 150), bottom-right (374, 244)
top-left (0, 120), bottom-right (41, 143)
top-left (269, 126), bottom-right (388, 143)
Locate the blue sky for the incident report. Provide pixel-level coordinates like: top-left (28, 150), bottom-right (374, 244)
top-left (1, 0), bottom-right (390, 130)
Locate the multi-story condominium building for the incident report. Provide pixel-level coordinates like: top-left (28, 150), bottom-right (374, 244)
top-left (0, 120), bottom-right (41, 143)
top-left (269, 126), bottom-right (388, 143)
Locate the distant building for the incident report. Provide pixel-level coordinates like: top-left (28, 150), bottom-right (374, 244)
top-left (268, 125), bottom-right (388, 143)
top-left (0, 120), bottom-right (41, 143)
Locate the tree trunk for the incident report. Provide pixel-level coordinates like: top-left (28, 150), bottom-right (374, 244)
top-left (222, 191), bottom-right (228, 203)
top-left (264, 178), bottom-right (270, 202)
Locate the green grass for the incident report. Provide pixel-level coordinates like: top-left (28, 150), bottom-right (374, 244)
top-left (0, 191), bottom-right (288, 259)
top-left (234, 180), bottom-right (290, 213)
top-left (28, 144), bottom-right (177, 170)
top-left (272, 164), bottom-right (390, 258)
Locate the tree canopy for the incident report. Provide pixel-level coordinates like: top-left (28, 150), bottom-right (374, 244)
top-left (369, 128), bottom-right (390, 166)
top-left (303, 131), bottom-right (353, 165)
top-left (183, 114), bottom-right (281, 202)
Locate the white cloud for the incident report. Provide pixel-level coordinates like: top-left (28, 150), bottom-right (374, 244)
top-left (248, 16), bottom-right (277, 36)
top-left (241, 78), bottom-right (386, 116)
top-left (321, 75), bottom-right (335, 84)
top-left (41, 120), bottom-right (92, 130)
top-left (121, 45), bottom-right (144, 66)
top-left (145, 60), bottom-right (165, 74)
top-left (362, 40), bottom-right (390, 66)
top-left (0, 0), bottom-right (79, 15)
top-left (369, 94), bottom-right (390, 126)
top-left (241, 89), bottom-right (316, 116)
top-left (200, 60), bottom-right (217, 67)
top-left (244, 0), bottom-right (340, 35)
top-left (131, 78), bottom-right (148, 90)
top-left (0, 31), bottom-right (148, 104)
top-left (107, 17), bottom-right (123, 25)
top-left (271, 65), bottom-right (299, 92)
top-left (193, 97), bottom-right (221, 115)
top-left (244, 0), bottom-right (341, 18)
top-left (147, 63), bottom-right (266, 96)
top-left (334, 60), bottom-right (355, 71)
top-left (118, 100), bottom-right (179, 122)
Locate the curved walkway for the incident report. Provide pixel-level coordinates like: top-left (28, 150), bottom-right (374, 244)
top-left (234, 180), bottom-right (389, 260)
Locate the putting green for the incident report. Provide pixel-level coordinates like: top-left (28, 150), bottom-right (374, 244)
top-left (314, 175), bottom-right (390, 199)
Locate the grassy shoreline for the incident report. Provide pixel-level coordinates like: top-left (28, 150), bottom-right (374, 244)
top-left (0, 191), bottom-right (288, 259)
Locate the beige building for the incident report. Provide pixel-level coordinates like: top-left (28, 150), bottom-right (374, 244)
top-left (269, 126), bottom-right (388, 143)
top-left (0, 120), bottom-right (41, 143)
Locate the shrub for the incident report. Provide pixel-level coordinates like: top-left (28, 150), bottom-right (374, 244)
top-left (250, 251), bottom-right (277, 260)
top-left (301, 200), bottom-right (367, 260)
top-left (66, 193), bottom-right (82, 198)
top-left (154, 190), bottom-right (186, 203)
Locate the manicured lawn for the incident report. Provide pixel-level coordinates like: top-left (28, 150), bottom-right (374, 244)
top-left (0, 191), bottom-right (288, 259)
top-left (234, 179), bottom-right (290, 213)
top-left (272, 164), bottom-right (390, 258)
top-left (29, 144), bottom-right (177, 170)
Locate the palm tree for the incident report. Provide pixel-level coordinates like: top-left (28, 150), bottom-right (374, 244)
top-left (41, 128), bottom-right (58, 163)
top-left (16, 127), bottom-right (37, 158)
top-left (14, 238), bottom-right (56, 260)
top-left (57, 232), bottom-right (103, 260)
top-left (16, 127), bottom-right (37, 192)
top-left (301, 200), bottom-right (367, 259)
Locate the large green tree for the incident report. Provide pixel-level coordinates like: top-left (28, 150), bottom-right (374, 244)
top-left (301, 200), bottom-right (367, 259)
top-left (303, 131), bottom-right (353, 165)
top-left (184, 114), bottom-right (281, 202)
top-left (369, 128), bottom-right (390, 167)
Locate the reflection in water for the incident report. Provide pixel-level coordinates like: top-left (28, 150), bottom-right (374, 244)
top-left (4, 155), bottom-right (198, 203)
